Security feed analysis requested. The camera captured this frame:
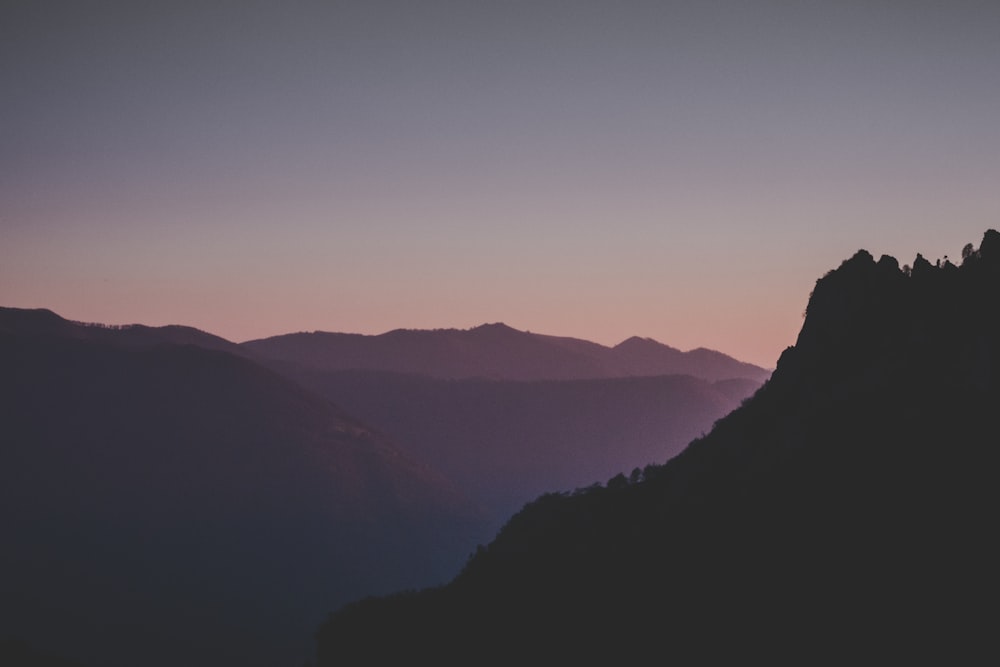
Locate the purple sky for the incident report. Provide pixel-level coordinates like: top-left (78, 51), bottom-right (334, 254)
top-left (3, 1), bottom-right (999, 367)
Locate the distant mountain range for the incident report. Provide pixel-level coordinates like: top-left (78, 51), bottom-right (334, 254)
top-left (242, 321), bottom-right (768, 520)
top-left (242, 322), bottom-right (771, 382)
top-left (1, 307), bottom-right (766, 666)
top-left (318, 230), bottom-right (1000, 664)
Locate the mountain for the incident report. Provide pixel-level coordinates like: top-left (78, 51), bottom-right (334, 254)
top-left (248, 320), bottom-right (765, 525)
top-left (0, 311), bottom-right (487, 667)
top-left (0, 306), bottom-right (241, 353)
top-left (242, 322), bottom-right (771, 382)
top-left (610, 334), bottom-right (767, 380)
top-left (316, 230), bottom-right (1000, 664)
top-left (290, 369), bottom-right (761, 521)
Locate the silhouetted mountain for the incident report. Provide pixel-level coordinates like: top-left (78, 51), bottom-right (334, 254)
top-left (317, 231), bottom-right (1000, 664)
top-left (242, 322), bottom-right (770, 382)
top-left (290, 369), bottom-right (760, 522)
top-left (0, 316), bottom-right (486, 667)
top-left (0, 307), bottom-right (241, 353)
top-left (609, 335), bottom-right (766, 381)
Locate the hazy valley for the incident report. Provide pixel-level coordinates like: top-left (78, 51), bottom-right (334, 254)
top-left (1, 309), bottom-right (762, 666)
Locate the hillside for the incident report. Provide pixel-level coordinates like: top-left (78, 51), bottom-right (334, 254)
top-left (0, 307), bottom-right (241, 353)
top-left (0, 317), bottom-right (486, 667)
top-left (292, 370), bottom-right (760, 521)
top-left (242, 322), bottom-right (770, 382)
top-left (316, 230), bottom-right (1000, 664)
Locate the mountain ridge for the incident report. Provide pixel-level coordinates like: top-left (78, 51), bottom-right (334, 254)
top-left (0, 306), bottom-right (241, 353)
top-left (315, 230), bottom-right (1000, 664)
top-left (2, 307), bottom-right (769, 382)
top-left (1, 306), bottom-right (766, 665)
top-left (242, 322), bottom-right (770, 382)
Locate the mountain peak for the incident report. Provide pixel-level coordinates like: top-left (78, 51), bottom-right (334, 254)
top-left (469, 322), bottom-right (519, 334)
top-left (614, 335), bottom-right (661, 348)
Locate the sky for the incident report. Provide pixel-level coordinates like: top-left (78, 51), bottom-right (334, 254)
top-left (3, 1), bottom-right (999, 368)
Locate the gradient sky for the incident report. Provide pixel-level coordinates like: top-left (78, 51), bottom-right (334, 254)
top-left (3, 1), bottom-right (999, 367)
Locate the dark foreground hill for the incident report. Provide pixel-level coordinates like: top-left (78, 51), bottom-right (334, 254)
top-left (0, 315), bottom-right (486, 667)
top-left (291, 370), bottom-right (760, 521)
top-left (317, 231), bottom-right (1000, 664)
top-left (242, 322), bottom-right (770, 382)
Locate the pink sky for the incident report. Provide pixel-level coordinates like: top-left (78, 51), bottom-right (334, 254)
top-left (3, 2), bottom-right (999, 368)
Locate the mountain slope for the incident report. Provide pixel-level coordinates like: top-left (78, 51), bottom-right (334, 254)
top-left (0, 319), bottom-right (486, 667)
top-left (291, 370), bottom-right (760, 521)
top-left (0, 306), bottom-right (241, 353)
top-left (242, 322), bottom-right (770, 382)
top-left (316, 230), bottom-right (1000, 664)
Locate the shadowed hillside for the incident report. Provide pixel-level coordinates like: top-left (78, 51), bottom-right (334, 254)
top-left (317, 230), bottom-right (1000, 664)
top-left (0, 318), bottom-right (486, 667)
top-left (291, 370), bottom-right (760, 521)
top-left (242, 322), bottom-right (770, 382)
top-left (0, 307), bottom-right (241, 353)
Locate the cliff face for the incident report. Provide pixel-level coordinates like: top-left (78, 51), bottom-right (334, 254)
top-left (316, 231), bottom-right (1000, 665)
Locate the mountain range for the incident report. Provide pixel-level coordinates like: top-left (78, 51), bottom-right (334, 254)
top-left (244, 323), bottom-right (767, 522)
top-left (317, 230), bottom-right (1000, 664)
top-left (1, 307), bottom-right (764, 666)
top-left (242, 322), bottom-right (771, 382)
